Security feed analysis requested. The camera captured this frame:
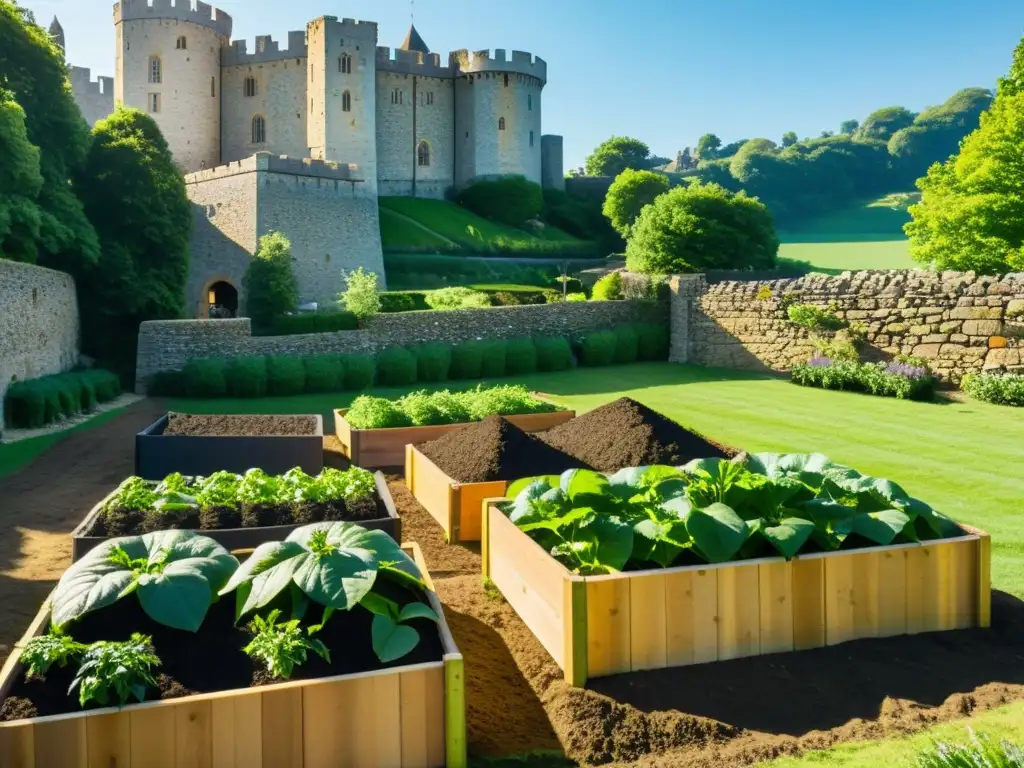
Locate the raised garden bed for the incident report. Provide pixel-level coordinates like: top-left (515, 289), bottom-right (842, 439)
top-left (135, 413), bottom-right (324, 480)
top-left (71, 469), bottom-right (400, 561)
top-left (481, 457), bottom-right (992, 687)
top-left (0, 536), bottom-right (466, 768)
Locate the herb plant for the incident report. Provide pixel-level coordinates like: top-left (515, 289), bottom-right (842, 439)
top-left (69, 633), bottom-right (161, 707)
top-left (503, 454), bottom-right (962, 574)
top-left (51, 530), bottom-right (238, 631)
top-left (243, 608), bottom-right (331, 679)
top-left (18, 632), bottom-right (86, 679)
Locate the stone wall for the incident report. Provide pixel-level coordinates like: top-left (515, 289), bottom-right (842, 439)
top-left (677, 270), bottom-right (1024, 382)
top-left (135, 299), bottom-right (666, 392)
top-left (0, 261), bottom-right (80, 405)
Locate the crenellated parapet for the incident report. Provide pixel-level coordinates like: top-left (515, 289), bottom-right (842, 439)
top-left (223, 30), bottom-right (307, 66)
top-left (375, 46), bottom-right (453, 77)
top-left (113, 0), bottom-right (232, 38)
top-left (184, 153), bottom-right (362, 184)
top-left (450, 48), bottom-right (547, 84)
top-left (69, 66), bottom-right (113, 96)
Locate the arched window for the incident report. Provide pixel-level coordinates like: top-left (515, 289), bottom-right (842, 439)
top-left (391, 88), bottom-right (403, 105)
top-left (176, 36), bottom-right (187, 50)
top-left (340, 53), bottom-right (352, 74)
top-left (252, 115), bottom-right (266, 144)
top-left (342, 90), bottom-right (351, 112)
top-left (504, 73), bottom-right (509, 87)
top-left (211, 76), bottom-right (216, 97)
top-left (498, 117), bottom-right (506, 131)
top-left (244, 76), bottom-right (257, 98)
top-left (417, 140), bottom-right (431, 167)
top-left (530, 130), bottom-right (534, 147)
top-left (148, 55), bottom-right (161, 84)
top-left (528, 94), bottom-right (532, 111)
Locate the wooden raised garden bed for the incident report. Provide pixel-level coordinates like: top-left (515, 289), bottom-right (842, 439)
top-left (334, 407), bottom-right (575, 469)
top-left (481, 502), bottom-right (991, 687)
top-left (0, 543), bottom-right (467, 768)
top-left (70, 471), bottom-right (401, 561)
top-left (135, 413), bottom-right (325, 480)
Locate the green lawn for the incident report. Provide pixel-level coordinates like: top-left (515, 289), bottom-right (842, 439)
top-left (168, 362), bottom-right (1024, 597)
top-left (379, 206), bottom-right (452, 252)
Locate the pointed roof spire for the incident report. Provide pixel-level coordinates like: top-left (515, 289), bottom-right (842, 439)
top-left (399, 24), bottom-right (429, 54)
top-left (48, 16), bottom-right (65, 53)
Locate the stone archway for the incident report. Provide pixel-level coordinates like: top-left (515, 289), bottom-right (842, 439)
top-left (200, 276), bottom-right (239, 318)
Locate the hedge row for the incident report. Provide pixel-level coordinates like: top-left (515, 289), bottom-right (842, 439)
top-left (4, 369), bottom-right (122, 429)
top-left (150, 323), bottom-right (670, 398)
top-left (255, 310), bottom-right (360, 337)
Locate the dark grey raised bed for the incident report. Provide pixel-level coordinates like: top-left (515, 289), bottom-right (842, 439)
top-left (135, 413), bottom-right (324, 480)
top-left (70, 471), bottom-right (401, 561)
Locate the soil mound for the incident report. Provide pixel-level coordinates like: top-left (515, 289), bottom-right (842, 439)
top-left (164, 413), bottom-right (318, 437)
top-left (416, 416), bottom-right (590, 483)
top-left (540, 397), bottom-right (733, 472)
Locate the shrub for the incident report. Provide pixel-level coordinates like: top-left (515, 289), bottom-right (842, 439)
top-left (915, 730), bottom-right (1024, 767)
top-left (505, 338), bottom-right (538, 375)
top-left (346, 396), bottom-right (412, 429)
top-left (265, 356), bottom-right (307, 396)
top-left (375, 347), bottom-right (417, 386)
top-left (579, 330), bottom-right (617, 367)
top-left (3, 369), bottom-right (126, 428)
top-left (243, 232), bottom-right (299, 331)
top-left (962, 371), bottom-right (1024, 406)
top-left (414, 342), bottom-right (453, 382)
top-left (636, 323), bottom-right (670, 361)
top-left (342, 355), bottom-right (375, 390)
top-left (479, 339), bottom-right (508, 378)
top-left (450, 341), bottom-right (485, 380)
top-left (340, 267), bottom-right (382, 322)
top-left (811, 334), bottom-right (859, 363)
top-left (792, 359), bottom-right (936, 401)
top-left (147, 370), bottom-right (185, 397)
top-left (602, 168), bottom-right (670, 238)
top-left (592, 272), bottom-right (624, 301)
top-left (425, 287), bottom-right (492, 311)
top-left (492, 291), bottom-right (525, 306)
top-left (183, 358), bottom-right (227, 398)
top-left (535, 337), bottom-right (573, 371)
top-left (787, 303), bottom-right (846, 332)
top-left (344, 385), bottom-right (557, 429)
top-left (225, 357), bottom-right (268, 398)
top-left (565, 292), bottom-right (587, 303)
top-left (262, 311), bottom-right (359, 336)
top-left (457, 175), bottom-right (543, 227)
top-left (304, 355), bottom-right (345, 393)
top-left (379, 292), bottom-right (429, 313)
top-left (614, 325), bottom-right (639, 364)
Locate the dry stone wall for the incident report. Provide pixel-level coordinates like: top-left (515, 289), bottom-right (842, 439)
top-left (135, 299), bottom-right (666, 392)
top-left (679, 270), bottom-right (1024, 382)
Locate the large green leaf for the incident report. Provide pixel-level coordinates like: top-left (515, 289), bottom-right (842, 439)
top-left (906, 498), bottom-right (963, 539)
top-left (763, 517), bottom-right (815, 560)
top-left (398, 602), bottom-right (439, 623)
top-left (576, 516), bottom-right (633, 573)
top-left (508, 483), bottom-right (566, 525)
top-left (292, 547), bottom-right (378, 610)
top-left (137, 566), bottom-right (213, 632)
top-left (684, 503), bottom-right (748, 564)
top-left (237, 554), bottom-right (307, 617)
top-left (220, 541), bottom-right (307, 596)
top-left (850, 509), bottom-right (911, 546)
top-left (632, 517), bottom-right (690, 568)
top-left (559, 469), bottom-right (612, 509)
top-left (371, 614), bottom-right (421, 662)
top-left (506, 475), bottom-right (558, 503)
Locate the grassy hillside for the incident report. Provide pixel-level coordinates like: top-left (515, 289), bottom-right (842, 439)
top-left (777, 192), bottom-right (919, 273)
top-left (378, 197), bottom-right (592, 255)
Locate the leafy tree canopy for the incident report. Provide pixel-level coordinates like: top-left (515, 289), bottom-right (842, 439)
top-left (695, 133), bottom-right (722, 161)
top-left (602, 168), bottom-right (669, 238)
top-left (243, 231), bottom-right (299, 330)
top-left (856, 106), bottom-right (916, 141)
top-left (781, 131), bottom-right (798, 147)
top-left (839, 119), bottom-right (860, 135)
top-left (0, 89), bottom-right (44, 261)
top-left (584, 136), bottom-right (651, 177)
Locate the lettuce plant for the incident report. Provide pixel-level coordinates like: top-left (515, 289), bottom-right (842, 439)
top-left (320, 467), bottom-right (376, 501)
top-left (503, 453), bottom-right (962, 574)
top-left (344, 385), bottom-right (558, 429)
top-left (107, 477), bottom-right (157, 512)
top-left (237, 468), bottom-right (289, 505)
top-left (51, 531), bottom-right (238, 632)
top-left (196, 471), bottom-right (242, 509)
top-left (220, 522), bottom-right (438, 663)
top-left (69, 633), bottom-right (161, 707)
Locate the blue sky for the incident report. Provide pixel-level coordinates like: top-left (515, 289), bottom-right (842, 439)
top-left (26, 0), bottom-right (1024, 169)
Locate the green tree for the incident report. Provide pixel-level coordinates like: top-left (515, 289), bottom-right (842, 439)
top-left (856, 106), bottom-right (916, 141)
top-left (781, 131), bottom-right (798, 147)
top-left (695, 133), bottom-right (722, 161)
top-left (74, 106), bottom-right (192, 371)
top-left (243, 232), bottom-right (299, 329)
top-left (0, 0), bottom-right (98, 268)
top-left (584, 136), bottom-right (651, 177)
top-left (905, 56), bottom-right (1024, 273)
top-left (602, 168), bottom-right (669, 238)
top-left (0, 89), bottom-right (44, 261)
top-left (625, 182), bottom-right (779, 274)
top-left (839, 119), bottom-right (860, 134)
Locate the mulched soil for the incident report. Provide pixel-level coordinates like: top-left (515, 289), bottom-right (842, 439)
top-left (539, 397), bottom-right (736, 473)
top-left (163, 413), bottom-right (319, 437)
top-left (416, 415), bottom-right (590, 483)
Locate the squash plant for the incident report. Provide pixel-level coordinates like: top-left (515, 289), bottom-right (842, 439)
top-left (220, 522), bottom-right (439, 663)
top-left (502, 453), bottom-right (962, 574)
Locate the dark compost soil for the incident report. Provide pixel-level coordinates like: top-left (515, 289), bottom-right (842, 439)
top-left (0, 577), bottom-right (443, 721)
top-left (416, 415), bottom-right (591, 483)
top-left (163, 413), bottom-right (319, 437)
top-left (540, 397), bottom-right (736, 473)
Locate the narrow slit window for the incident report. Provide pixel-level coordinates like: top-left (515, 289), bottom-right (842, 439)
top-left (252, 115), bottom-right (266, 144)
top-left (530, 130), bottom-right (534, 147)
top-left (340, 53), bottom-right (353, 74)
top-left (149, 56), bottom-right (161, 84)
top-left (417, 140), bottom-right (431, 167)
top-left (504, 73), bottom-right (509, 87)
top-left (148, 93), bottom-right (160, 113)
top-left (392, 88), bottom-right (403, 105)
top-left (342, 90), bottom-right (351, 112)
top-left (211, 76), bottom-right (216, 97)
top-left (498, 117), bottom-right (506, 131)
top-left (176, 36), bottom-right (186, 50)
top-left (528, 94), bottom-right (532, 111)
top-left (244, 76), bottom-right (257, 98)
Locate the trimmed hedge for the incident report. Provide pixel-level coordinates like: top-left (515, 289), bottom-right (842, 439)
top-left (380, 291), bottom-right (430, 313)
top-left (579, 330), bottom-right (617, 367)
top-left (304, 355), bottom-right (345, 393)
top-left (450, 340), bottom-right (485, 380)
top-left (343, 355), bottom-right (376, 390)
top-left (535, 337), bottom-right (574, 372)
top-left (266, 356), bottom-right (307, 396)
top-left (4, 369), bottom-right (122, 429)
top-left (505, 338), bottom-right (537, 375)
top-left (414, 342), bottom-right (453, 383)
top-left (376, 347), bottom-right (417, 386)
top-left (183, 358), bottom-right (227, 398)
top-left (259, 310), bottom-right (359, 336)
top-left (225, 357), bottom-right (268, 398)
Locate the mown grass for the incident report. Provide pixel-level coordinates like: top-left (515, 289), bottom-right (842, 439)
top-left (378, 206), bottom-right (452, 252)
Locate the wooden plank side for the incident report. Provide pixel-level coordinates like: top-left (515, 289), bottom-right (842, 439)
top-left (561, 578), bottom-right (589, 688)
top-left (628, 573), bottom-right (667, 672)
top-left (978, 533), bottom-right (992, 628)
top-left (791, 558), bottom-right (825, 651)
top-left (407, 448), bottom-right (457, 539)
top-left (32, 717), bottom-right (86, 768)
top-left (758, 560), bottom-right (794, 655)
top-left (0, 722), bottom-right (34, 768)
top-left (452, 482), bottom-right (507, 543)
top-left (690, 568), bottom-right (719, 664)
top-left (877, 547), bottom-right (908, 638)
top-left (930, 541), bottom-right (956, 631)
top-left (211, 692), bottom-right (263, 768)
top-left (261, 688), bottom-right (303, 768)
top-left (85, 711), bottom-right (130, 768)
top-left (717, 563), bottom-right (759, 661)
top-left (586, 578), bottom-right (631, 678)
top-left (444, 656), bottom-right (467, 768)
top-left (850, 551), bottom-right (880, 640)
top-left (175, 700), bottom-right (212, 768)
top-left (824, 555), bottom-right (856, 646)
top-left (302, 678), bottom-right (351, 768)
top-left (354, 675), bottom-right (402, 767)
top-left (131, 706), bottom-right (175, 768)
top-left (905, 545), bottom-right (928, 635)
top-left (664, 569), bottom-right (695, 668)
top-left (425, 666), bottom-right (446, 768)
top-left (399, 669), bottom-right (429, 768)
top-left (950, 537), bottom-right (979, 630)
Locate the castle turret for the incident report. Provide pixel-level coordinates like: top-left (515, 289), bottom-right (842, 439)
top-left (114, 0), bottom-right (232, 173)
top-left (48, 16), bottom-right (65, 55)
top-left (452, 49), bottom-right (546, 187)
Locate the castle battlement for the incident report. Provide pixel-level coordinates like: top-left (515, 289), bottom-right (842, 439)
top-left (184, 154), bottom-right (361, 184)
top-left (223, 30), bottom-right (307, 66)
top-left (113, 0), bottom-right (232, 38)
top-left (451, 48), bottom-right (547, 82)
top-left (69, 66), bottom-right (113, 95)
top-left (375, 46), bottom-right (453, 77)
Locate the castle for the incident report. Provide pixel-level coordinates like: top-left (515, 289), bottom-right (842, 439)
top-left (54, 1), bottom-right (565, 318)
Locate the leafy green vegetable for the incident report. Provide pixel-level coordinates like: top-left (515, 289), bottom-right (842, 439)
top-left (195, 471), bottom-right (242, 509)
top-left (319, 467), bottom-right (376, 501)
top-left (344, 385), bottom-right (560, 429)
top-left (237, 468), bottom-right (288, 505)
top-left (502, 454), bottom-right (963, 573)
top-left (243, 608), bottom-right (330, 679)
top-left (51, 531), bottom-right (238, 632)
top-left (106, 477), bottom-right (157, 512)
top-left (69, 633), bottom-right (161, 707)
top-left (18, 632), bottom-right (86, 679)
